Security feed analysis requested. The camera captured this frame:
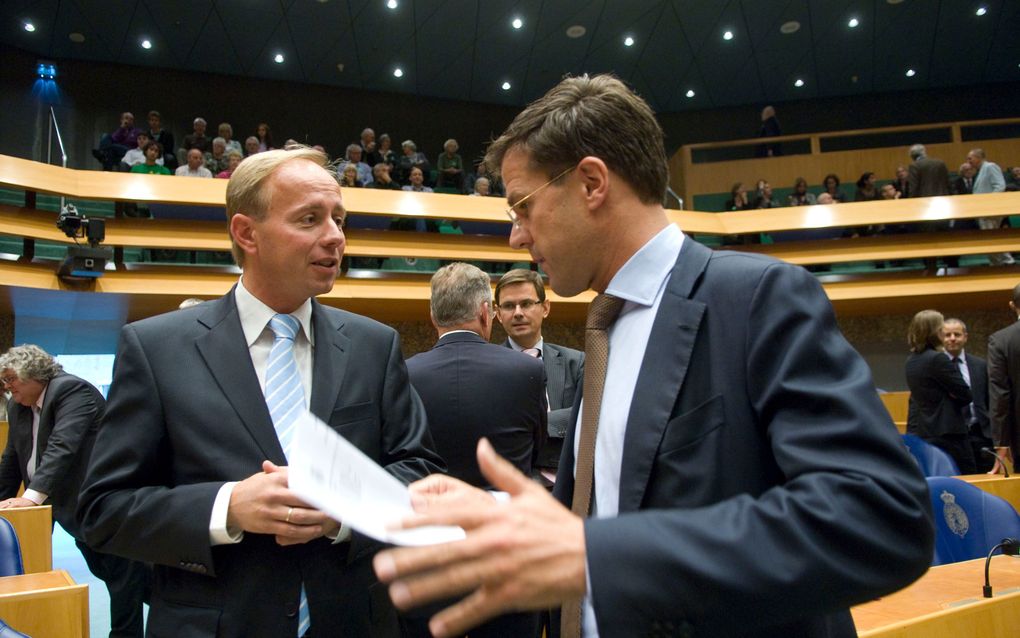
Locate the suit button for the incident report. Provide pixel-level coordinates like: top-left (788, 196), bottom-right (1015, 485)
top-left (285, 602), bottom-right (298, 618)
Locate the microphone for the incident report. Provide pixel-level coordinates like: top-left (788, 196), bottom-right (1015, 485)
top-left (981, 447), bottom-right (1009, 478)
top-left (983, 538), bottom-right (1020, 598)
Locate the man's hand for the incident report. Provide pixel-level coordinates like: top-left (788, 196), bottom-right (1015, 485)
top-left (0, 497), bottom-right (38, 509)
top-left (373, 438), bottom-right (587, 638)
top-left (227, 460), bottom-right (334, 545)
top-left (407, 474), bottom-right (498, 513)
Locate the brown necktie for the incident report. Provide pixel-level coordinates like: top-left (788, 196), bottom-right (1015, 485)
top-left (562, 293), bottom-right (625, 638)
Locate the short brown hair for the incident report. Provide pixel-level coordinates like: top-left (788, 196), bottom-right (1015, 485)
top-left (907, 309), bottom-right (945, 353)
top-left (495, 268), bottom-right (545, 305)
top-left (484, 74), bottom-right (668, 205)
top-left (225, 146), bottom-right (333, 265)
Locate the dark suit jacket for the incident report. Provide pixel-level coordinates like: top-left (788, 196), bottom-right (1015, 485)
top-left (952, 176), bottom-right (974, 196)
top-left (551, 239), bottom-right (932, 638)
top-left (407, 332), bottom-right (546, 488)
top-left (908, 157), bottom-right (950, 198)
top-left (0, 374), bottom-right (102, 538)
top-left (905, 348), bottom-right (972, 439)
top-left (964, 352), bottom-right (991, 439)
top-left (77, 291), bottom-right (444, 638)
top-left (989, 319), bottom-right (1020, 461)
top-left (503, 339), bottom-right (584, 469)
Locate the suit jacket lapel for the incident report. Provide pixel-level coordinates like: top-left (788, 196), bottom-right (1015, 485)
top-left (195, 293), bottom-right (284, 463)
top-left (617, 239), bottom-right (710, 513)
top-left (309, 301), bottom-right (351, 420)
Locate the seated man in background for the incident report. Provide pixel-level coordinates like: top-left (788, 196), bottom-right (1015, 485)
top-left (130, 142), bottom-right (171, 175)
top-left (405, 262), bottom-right (544, 638)
top-left (0, 345), bottom-right (149, 638)
top-left (402, 167), bottom-right (433, 193)
top-left (181, 117), bottom-right (209, 154)
top-left (146, 110), bottom-right (176, 169)
top-left (120, 131), bottom-right (156, 169)
top-left (370, 163), bottom-right (401, 190)
top-left (494, 268), bottom-right (584, 483)
top-left (340, 145), bottom-right (374, 186)
top-left (398, 140), bottom-right (430, 185)
top-left (175, 148), bottom-right (213, 178)
top-left (94, 111), bottom-right (142, 170)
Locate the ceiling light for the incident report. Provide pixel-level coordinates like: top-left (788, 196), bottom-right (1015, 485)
top-left (387, 0), bottom-right (397, 9)
top-left (69, 32), bottom-right (85, 43)
top-left (723, 30), bottom-right (734, 41)
top-left (566, 25), bottom-right (586, 38)
top-left (140, 39), bottom-right (152, 50)
top-left (794, 78), bottom-right (805, 87)
top-left (624, 36), bottom-right (635, 47)
top-left (976, 6), bottom-right (987, 16)
top-left (23, 22), bottom-right (36, 33)
top-left (780, 21), bottom-right (800, 34)
top-left (685, 89), bottom-right (695, 98)
top-left (274, 53), bottom-right (284, 63)
top-left (501, 81), bottom-right (511, 91)
top-left (393, 67), bottom-right (403, 78)
top-left (848, 18), bottom-right (859, 28)
top-left (336, 63), bottom-right (344, 72)
top-left (512, 17), bottom-right (523, 29)
top-left (905, 68), bottom-right (916, 77)
top-left (886, 0), bottom-right (905, 4)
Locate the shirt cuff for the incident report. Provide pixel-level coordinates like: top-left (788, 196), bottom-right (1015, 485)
top-left (328, 522), bottom-right (352, 544)
top-left (21, 489), bottom-right (47, 505)
top-left (209, 482), bottom-right (244, 545)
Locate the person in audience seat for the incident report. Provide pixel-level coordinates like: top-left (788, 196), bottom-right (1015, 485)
top-left (822, 173), bottom-right (846, 202)
top-left (398, 140), bottom-right (430, 185)
top-left (371, 163), bottom-right (401, 190)
top-left (94, 111), bottom-right (142, 170)
top-left (176, 148), bottom-right (213, 178)
top-left (436, 139), bottom-right (464, 191)
top-left (217, 123), bottom-right (242, 156)
top-left (130, 142), bottom-right (171, 175)
top-left (205, 137), bottom-right (230, 175)
top-left (787, 177), bottom-right (816, 206)
top-left (402, 167), bottom-right (433, 193)
top-left (181, 117), bottom-right (209, 154)
top-left (216, 150), bottom-right (243, 179)
top-left (854, 172), bottom-right (879, 201)
top-left (147, 110), bottom-right (177, 169)
top-left (751, 179), bottom-right (779, 208)
top-left (892, 165), bottom-right (910, 198)
top-left (340, 145), bottom-right (373, 186)
top-left (121, 131), bottom-right (156, 169)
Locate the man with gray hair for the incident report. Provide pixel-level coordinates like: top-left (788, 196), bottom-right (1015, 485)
top-left (404, 262), bottom-right (545, 637)
top-left (0, 345), bottom-right (149, 637)
top-left (907, 144), bottom-right (950, 198)
top-left (967, 147), bottom-right (1014, 265)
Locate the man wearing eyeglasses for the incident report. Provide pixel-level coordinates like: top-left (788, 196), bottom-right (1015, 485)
top-left (0, 345), bottom-right (149, 638)
top-left (495, 268), bottom-right (584, 482)
top-left (373, 74), bottom-right (933, 638)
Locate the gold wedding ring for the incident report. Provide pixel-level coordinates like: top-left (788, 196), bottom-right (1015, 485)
top-left (285, 507), bottom-right (293, 524)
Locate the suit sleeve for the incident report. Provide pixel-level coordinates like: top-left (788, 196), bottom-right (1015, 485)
top-left (77, 324), bottom-right (223, 572)
top-left (585, 262), bottom-right (933, 634)
top-left (988, 332), bottom-right (1012, 446)
top-left (547, 354), bottom-right (583, 440)
top-left (907, 164), bottom-right (920, 198)
top-left (27, 379), bottom-right (99, 497)
top-left (0, 401), bottom-right (22, 499)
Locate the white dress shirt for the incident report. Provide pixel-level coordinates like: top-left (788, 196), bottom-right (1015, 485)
top-left (507, 336), bottom-right (544, 357)
top-left (574, 223), bottom-right (684, 636)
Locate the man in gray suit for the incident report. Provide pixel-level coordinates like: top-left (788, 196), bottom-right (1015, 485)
top-left (0, 345), bottom-right (149, 638)
top-left (989, 282), bottom-right (1020, 473)
top-left (373, 75), bottom-right (932, 638)
top-left (78, 147), bottom-right (444, 637)
top-left (495, 268), bottom-right (584, 481)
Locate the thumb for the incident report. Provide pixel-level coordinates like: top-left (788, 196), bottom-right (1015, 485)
top-left (262, 460), bottom-right (283, 473)
top-left (477, 437), bottom-right (532, 496)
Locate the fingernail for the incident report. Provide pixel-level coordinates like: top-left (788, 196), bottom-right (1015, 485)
top-left (373, 553), bottom-right (395, 580)
top-left (389, 581), bottom-right (409, 607)
top-left (430, 619), bottom-right (447, 637)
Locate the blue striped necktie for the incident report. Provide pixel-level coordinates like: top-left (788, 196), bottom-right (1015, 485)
top-left (266, 313), bottom-right (310, 636)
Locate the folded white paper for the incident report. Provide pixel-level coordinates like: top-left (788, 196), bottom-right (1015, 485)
top-left (288, 410), bottom-right (465, 546)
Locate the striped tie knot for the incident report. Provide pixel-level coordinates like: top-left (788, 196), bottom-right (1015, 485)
top-left (270, 313), bottom-right (300, 342)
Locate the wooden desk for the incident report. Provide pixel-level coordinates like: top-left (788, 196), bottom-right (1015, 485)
top-left (852, 556), bottom-right (1020, 637)
top-left (0, 569), bottom-right (89, 638)
top-left (0, 505), bottom-right (53, 573)
top-left (956, 475), bottom-right (1020, 511)
top-left (879, 392), bottom-right (909, 434)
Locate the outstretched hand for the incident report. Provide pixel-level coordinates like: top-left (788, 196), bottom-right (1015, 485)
top-left (373, 439), bottom-right (587, 638)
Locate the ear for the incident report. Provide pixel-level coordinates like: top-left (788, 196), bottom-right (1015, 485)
top-left (540, 298), bottom-right (551, 319)
top-left (230, 213), bottom-right (257, 259)
top-left (576, 156), bottom-right (609, 211)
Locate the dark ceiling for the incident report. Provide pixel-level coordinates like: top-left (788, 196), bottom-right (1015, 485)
top-left (1, 0), bottom-right (1019, 113)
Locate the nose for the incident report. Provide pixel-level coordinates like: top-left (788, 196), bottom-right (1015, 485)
top-left (322, 218), bottom-right (345, 249)
top-left (509, 223), bottom-right (530, 250)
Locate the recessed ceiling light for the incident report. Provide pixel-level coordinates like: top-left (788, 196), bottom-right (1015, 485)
top-left (566, 25), bottom-right (586, 38)
top-left (23, 22), bottom-right (36, 33)
top-left (69, 32), bottom-right (85, 43)
top-left (976, 6), bottom-right (987, 16)
top-left (274, 53), bottom-right (284, 63)
top-left (336, 62), bottom-right (345, 72)
top-left (512, 17), bottom-right (523, 29)
top-left (387, 0), bottom-right (397, 9)
top-left (886, 0), bottom-right (904, 4)
top-left (780, 21), bottom-right (800, 35)
top-left (393, 67), bottom-right (403, 78)
top-left (685, 89), bottom-right (695, 98)
top-left (905, 68), bottom-right (916, 77)
top-left (624, 36), bottom-right (635, 47)
top-left (140, 39), bottom-right (152, 50)
top-left (848, 18), bottom-right (859, 28)
top-left (501, 81), bottom-right (511, 91)
top-left (723, 30), bottom-right (734, 41)
top-left (794, 78), bottom-right (805, 87)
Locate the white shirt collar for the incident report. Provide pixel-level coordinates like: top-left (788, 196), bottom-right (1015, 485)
top-left (35, 384), bottom-right (47, 412)
top-left (604, 224), bottom-right (684, 307)
top-left (234, 277), bottom-right (313, 347)
top-left (944, 350), bottom-right (966, 363)
top-left (507, 336), bottom-right (544, 353)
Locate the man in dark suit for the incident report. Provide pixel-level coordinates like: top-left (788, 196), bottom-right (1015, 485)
top-left (78, 147), bottom-right (444, 638)
top-left (407, 262), bottom-right (546, 488)
top-left (405, 262), bottom-right (544, 638)
top-left (494, 268), bottom-right (584, 480)
top-left (943, 318), bottom-right (994, 471)
top-left (907, 144), bottom-right (950, 198)
top-left (373, 75), bottom-right (934, 638)
top-left (952, 162), bottom-right (976, 196)
top-left (0, 345), bottom-right (149, 638)
top-left (989, 283), bottom-right (1020, 474)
